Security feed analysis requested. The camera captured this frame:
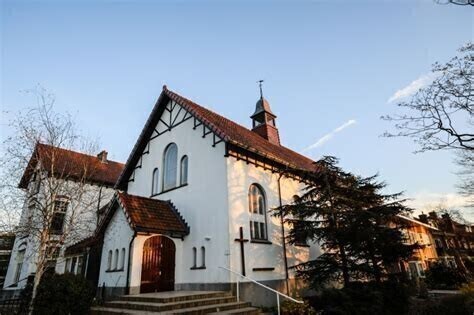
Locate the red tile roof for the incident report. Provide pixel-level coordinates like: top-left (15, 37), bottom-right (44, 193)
top-left (117, 192), bottom-right (189, 236)
top-left (163, 86), bottom-right (316, 172)
top-left (19, 143), bottom-right (125, 189)
top-left (117, 86), bottom-right (318, 189)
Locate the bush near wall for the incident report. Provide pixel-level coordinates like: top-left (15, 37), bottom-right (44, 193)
top-left (425, 262), bottom-right (468, 290)
top-left (303, 281), bottom-right (412, 315)
top-left (32, 273), bottom-right (94, 315)
top-left (409, 283), bottom-right (474, 315)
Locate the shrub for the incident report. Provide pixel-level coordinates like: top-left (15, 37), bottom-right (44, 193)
top-left (32, 273), bottom-right (94, 315)
top-left (281, 301), bottom-right (317, 315)
top-left (307, 281), bottom-right (411, 315)
top-left (425, 262), bottom-right (468, 290)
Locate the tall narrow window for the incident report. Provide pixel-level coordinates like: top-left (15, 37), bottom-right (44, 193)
top-left (201, 246), bottom-right (206, 268)
top-left (249, 184), bottom-right (267, 240)
top-left (192, 247), bottom-right (197, 268)
top-left (107, 250), bottom-right (112, 270)
top-left (51, 197), bottom-right (68, 235)
top-left (114, 249), bottom-right (119, 270)
top-left (14, 250), bottom-right (25, 284)
top-left (120, 248), bottom-right (126, 270)
top-left (180, 155), bottom-right (188, 185)
top-left (152, 168), bottom-right (160, 195)
top-left (163, 143), bottom-right (178, 191)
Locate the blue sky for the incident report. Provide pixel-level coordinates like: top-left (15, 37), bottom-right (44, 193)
top-left (1, 1), bottom-right (473, 216)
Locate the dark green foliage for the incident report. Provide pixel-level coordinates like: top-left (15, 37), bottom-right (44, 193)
top-left (280, 301), bottom-right (317, 315)
top-left (276, 156), bottom-right (417, 288)
top-left (32, 273), bottom-right (94, 315)
top-left (410, 291), bottom-right (474, 315)
top-left (425, 262), bottom-right (468, 290)
top-left (307, 281), bottom-right (412, 315)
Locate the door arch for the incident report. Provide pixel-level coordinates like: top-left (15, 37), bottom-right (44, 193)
top-left (140, 235), bottom-right (175, 293)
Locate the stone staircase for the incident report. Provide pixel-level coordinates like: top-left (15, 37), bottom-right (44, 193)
top-left (90, 291), bottom-right (261, 314)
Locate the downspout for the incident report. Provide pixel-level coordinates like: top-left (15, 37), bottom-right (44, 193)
top-left (277, 171), bottom-right (290, 295)
top-left (126, 232), bottom-right (137, 295)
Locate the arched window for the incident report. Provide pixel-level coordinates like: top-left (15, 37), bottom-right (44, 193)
top-left (192, 247), bottom-right (197, 268)
top-left (114, 249), bottom-right (119, 270)
top-left (180, 156), bottom-right (188, 185)
top-left (200, 246), bottom-right (206, 268)
top-left (152, 168), bottom-right (160, 195)
top-left (120, 248), bottom-right (126, 270)
top-left (249, 184), bottom-right (267, 240)
top-left (107, 250), bottom-right (112, 270)
top-left (163, 143), bottom-right (178, 191)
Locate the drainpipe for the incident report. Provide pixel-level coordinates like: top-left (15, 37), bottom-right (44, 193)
top-left (277, 171), bottom-right (290, 295)
top-left (126, 232), bottom-right (137, 295)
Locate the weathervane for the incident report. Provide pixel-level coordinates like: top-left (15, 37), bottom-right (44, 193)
top-left (257, 80), bottom-right (264, 99)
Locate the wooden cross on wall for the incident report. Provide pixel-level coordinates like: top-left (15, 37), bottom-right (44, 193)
top-left (234, 226), bottom-right (249, 276)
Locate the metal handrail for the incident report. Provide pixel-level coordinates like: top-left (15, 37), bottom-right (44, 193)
top-left (219, 266), bottom-right (303, 315)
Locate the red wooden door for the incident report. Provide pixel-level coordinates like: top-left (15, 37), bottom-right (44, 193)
top-left (140, 236), bottom-right (175, 293)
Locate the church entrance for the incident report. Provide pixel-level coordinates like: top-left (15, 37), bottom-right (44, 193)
top-left (140, 235), bottom-right (175, 293)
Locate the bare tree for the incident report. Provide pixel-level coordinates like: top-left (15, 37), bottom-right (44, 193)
top-left (382, 42), bottom-right (473, 152)
top-left (435, 0), bottom-right (474, 5)
top-left (0, 86), bottom-right (102, 310)
top-left (456, 150), bottom-right (474, 207)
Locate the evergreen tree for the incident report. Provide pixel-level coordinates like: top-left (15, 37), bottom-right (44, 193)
top-left (277, 156), bottom-right (417, 288)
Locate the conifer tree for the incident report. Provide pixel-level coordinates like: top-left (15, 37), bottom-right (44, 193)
top-left (277, 156), bottom-right (417, 288)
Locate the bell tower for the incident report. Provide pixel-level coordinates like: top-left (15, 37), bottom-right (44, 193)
top-left (251, 80), bottom-right (280, 145)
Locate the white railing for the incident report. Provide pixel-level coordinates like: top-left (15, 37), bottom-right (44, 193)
top-left (219, 266), bottom-right (303, 315)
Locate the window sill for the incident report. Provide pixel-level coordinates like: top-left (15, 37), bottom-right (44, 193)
top-left (106, 268), bottom-right (124, 273)
top-left (250, 239), bottom-right (272, 245)
top-left (152, 183), bottom-right (188, 197)
top-left (252, 267), bottom-right (274, 272)
top-left (190, 266), bottom-right (206, 270)
top-left (294, 243), bottom-right (310, 248)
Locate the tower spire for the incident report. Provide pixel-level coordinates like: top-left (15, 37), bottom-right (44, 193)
top-left (250, 81), bottom-right (280, 145)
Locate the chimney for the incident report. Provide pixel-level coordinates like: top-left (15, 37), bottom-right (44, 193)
top-left (97, 150), bottom-right (108, 163)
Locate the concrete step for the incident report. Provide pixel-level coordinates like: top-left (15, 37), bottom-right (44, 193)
top-left (168, 301), bottom-right (252, 314)
top-left (90, 307), bottom-right (152, 315)
top-left (208, 307), bottom-right (261, 315)
top-left (119, 291), bottom-right (231, 304)
top-left (104, 296), bottom-right (237, 312)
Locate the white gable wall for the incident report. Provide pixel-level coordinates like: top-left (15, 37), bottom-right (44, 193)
top-left (226, 158), bottom-right (318, 282)
top-left (126, 100), bottom-right (230, 285)
top-left (98, 206), bottom-right (134, 289)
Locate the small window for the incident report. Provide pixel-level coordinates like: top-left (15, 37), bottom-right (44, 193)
top-left (201, 246), bottom-right (206, 268)
top-left (152, 168), bottom-right (160, 195)
top-left (192, 247), bottom-right (197, 268)
top-left (114, 249), bottom-right (119, 270)
top-left (107, 250), bottom-right (112, 270)
top-left (77, 256), bottom-right (83, 275)
top-left (71, 257), bottom-right (77, 274)
top-left (180, 156), bottom-right (188, 185)
top-left (51, 198), bottom-right (68, 235)
top-left (163, 143), bottom-right (178, 191)
top-left (120, 248), bottom-right (126, 270)
top-left (65, 258), bottom-right (71, 273)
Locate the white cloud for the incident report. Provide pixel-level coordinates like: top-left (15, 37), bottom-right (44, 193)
top-left (406, 191), bottom-right (473, 221)
top-left (302, 119), bottom-right (356, 152)
top-left (387, 72), bottom-right (438, 103)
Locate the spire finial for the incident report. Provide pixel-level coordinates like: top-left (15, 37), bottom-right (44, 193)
top-left (257, 80), bottom-right (264, 99)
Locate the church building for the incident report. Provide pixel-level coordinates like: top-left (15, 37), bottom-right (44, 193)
top-left (96, 86), bottom-right (321, 303)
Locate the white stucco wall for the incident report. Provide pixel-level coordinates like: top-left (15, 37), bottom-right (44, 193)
top-left (226, 157), bottom-right (321, 282)
top-left (126, 100), bottom-right (230, 286)
top-left (3, 175), bottom-right (114, 290)
top-left (98, 206), bottom-right (134, 288)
